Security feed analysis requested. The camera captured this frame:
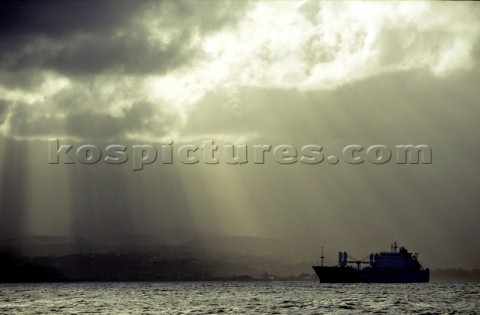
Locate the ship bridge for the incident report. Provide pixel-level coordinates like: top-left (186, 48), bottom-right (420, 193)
top-left (370, 242), bottom-right (423, 270)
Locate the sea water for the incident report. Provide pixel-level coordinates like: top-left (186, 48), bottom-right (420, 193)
top-left (0, 281), bottom-right (478, 314)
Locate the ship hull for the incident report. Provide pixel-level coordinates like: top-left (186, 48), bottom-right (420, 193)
top-left (312, 266), bottom-right (429, 283)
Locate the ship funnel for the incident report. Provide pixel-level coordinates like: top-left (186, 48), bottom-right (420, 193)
top-left (338, 251), bottom-right (348, 267)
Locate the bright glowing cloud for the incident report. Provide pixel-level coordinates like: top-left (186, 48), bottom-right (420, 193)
top-left (144, 1), bottom-right (480, 130)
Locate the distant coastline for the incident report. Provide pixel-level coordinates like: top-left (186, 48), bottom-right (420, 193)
top-left (1, 250), bottom-right (479, 283)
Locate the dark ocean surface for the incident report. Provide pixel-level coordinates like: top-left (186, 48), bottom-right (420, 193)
top-left (0, 281), bottom-right (479, 314)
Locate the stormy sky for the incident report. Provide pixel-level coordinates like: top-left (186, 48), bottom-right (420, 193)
top-left (0, 1), bottom-right (479, 269)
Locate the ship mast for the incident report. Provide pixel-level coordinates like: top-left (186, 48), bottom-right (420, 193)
top-left (391, 241), bottom-right (398, 253)
top-left (320, 246), bottom-right (325, 267)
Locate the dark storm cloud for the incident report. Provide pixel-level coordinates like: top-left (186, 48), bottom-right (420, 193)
top-left (0, 1), bottom-right (142, 38)
top-left (0, 0), bottom-right (249, 78)
top-left (0, 0), bottom-right (250, 139)
top-left (0, 1), bottom-right (149, 75)
top-left (4, 32), bottom-right (193, 76)
top-left (0, 0), bottom-right (247, 38)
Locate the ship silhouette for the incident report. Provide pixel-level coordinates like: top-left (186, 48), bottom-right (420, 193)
top-left (312, 242), bottom-right (429, 283)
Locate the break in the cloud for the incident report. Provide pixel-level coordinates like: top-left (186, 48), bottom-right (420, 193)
top-left (0, 1), bottom-right (479, 140)
top-left (148, 1), bottom-right (479, 111)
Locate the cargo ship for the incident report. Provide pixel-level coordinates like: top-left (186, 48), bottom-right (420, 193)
top-left (312, 242), bottom-right (429, 283)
